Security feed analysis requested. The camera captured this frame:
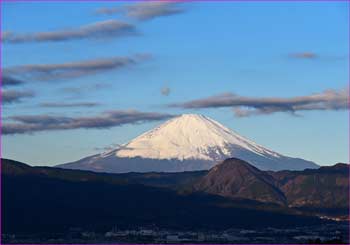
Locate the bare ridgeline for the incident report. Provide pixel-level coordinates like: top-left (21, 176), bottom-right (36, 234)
top-left (2, 115), bottom-right (349, 244)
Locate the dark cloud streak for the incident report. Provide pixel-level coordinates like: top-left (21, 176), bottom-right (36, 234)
top-left (3, 90), bottom-right (35, 104)
top-left (2, 20), bottom-right (138, 44)
top-left (3, 110), bottom-right (173, 135)
top-left (2, 76), bottom-right (26, 87)
top-left (5, 54), bottom-right (151, 81)
top-left (40, 102), bottom-right (100, 108)
top-left (96, 2), bottom-right (185, 21)
top-left (170, 87), bottom-right (348, 117)
top-left (126, 2), bottom-right (185, 21)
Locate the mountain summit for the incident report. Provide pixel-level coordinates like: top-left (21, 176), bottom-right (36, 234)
top-left (116, 114), bottom-right (282, 161)
top-left (193, 158), bottom-right (287, 205)
top-left (58, 114), bottom-right (318, 173)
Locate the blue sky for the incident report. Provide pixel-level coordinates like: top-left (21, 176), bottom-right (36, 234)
top-left (2, 1), bottom-right (349, 166)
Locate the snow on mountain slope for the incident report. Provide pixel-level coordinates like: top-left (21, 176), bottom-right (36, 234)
top-left (58, 114), bottom-right (318, 173)
top-left (115, 114), bottom-right (281, 161)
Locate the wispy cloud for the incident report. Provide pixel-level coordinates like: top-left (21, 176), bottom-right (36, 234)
top-left (161, 86), bottom-right (171, 96)
top-left (3, 90), bottom-right (35, 104)
top-left (3, 110), bottom-right (173, 135)
top-left (60, 83), bottom-right (111, 95)
top-left (40, 102), bottom-right (100, 108)
top-left (2, 20), bottom-right (138, 44)
top-left (126, 1), bottom-right (185, 21)
top-left (96, 2), bottom-right (185, 21)
top-left (95, 7), bottom-right (121, 15)
top-left (170, 87), bottom-right (349, 117)
top-left (93, 143), bottom-right (121, 152)
top-left (2, 76), bottom-right (26, 87)
top-left (5, 54), bottom-right (152, 81)
top-left (289, 52), bottom-right (318, 59)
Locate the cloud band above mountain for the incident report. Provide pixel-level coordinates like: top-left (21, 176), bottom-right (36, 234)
top-left (96, 2), bottom-right (185, 21)
top-left (39, 102), bottom-right (100, 108)
top-left (2, 76), bottom-right (26, 87)
top-left (4, 54), bottom-right (151, 81)
top-left (3, 90), bottom-right (35, 104)
top-left (2, 20), bottom-right (138, 44)
top-left (3, 110), bottom-right (173, 135)
top-left (289, 52), bottom-right (318, 59)
top-left (126, 1), bottom-right (185, 21)
top-left (170, 87), bottom-right (349, 117)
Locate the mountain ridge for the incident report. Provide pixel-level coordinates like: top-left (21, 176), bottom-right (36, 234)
top-left (191, 158), bottom-right (349, 210)
top-left (193, 158), bottom-right (287, 205)
top-left (4, 157), bottom-right (347, 210)
top-left (4, 158), bottom-right (331, 236)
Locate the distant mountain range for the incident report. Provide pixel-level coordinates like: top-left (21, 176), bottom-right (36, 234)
top-left (2, 157), bottom-right (348, 235)
top-left (58, 114), bottom-right (318, 172)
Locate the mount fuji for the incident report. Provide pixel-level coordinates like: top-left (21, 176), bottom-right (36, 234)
top-left (58, 114), bottom-right (318, 173)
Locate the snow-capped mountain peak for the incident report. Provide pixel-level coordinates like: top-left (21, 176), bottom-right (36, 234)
top-left (59, 114), bottom-right (318, 173)
top-left (115, 114), bottom-right (281, 161)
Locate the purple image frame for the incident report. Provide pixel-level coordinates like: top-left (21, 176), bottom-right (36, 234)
top-left (0, 0), bottom-right (349, 244)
